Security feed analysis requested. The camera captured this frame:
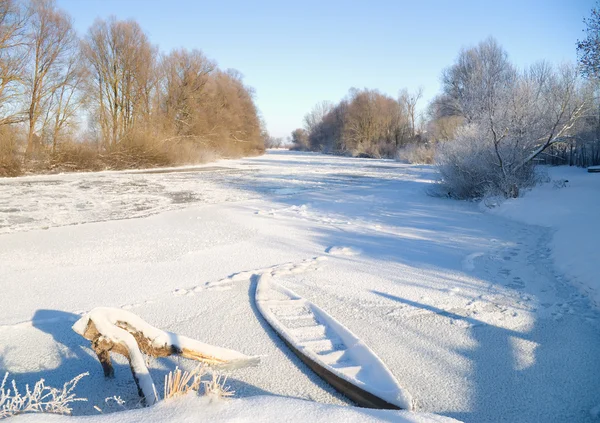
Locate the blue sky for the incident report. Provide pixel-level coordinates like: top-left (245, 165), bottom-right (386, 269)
top-left (58, 0), bottom-right (594, 138)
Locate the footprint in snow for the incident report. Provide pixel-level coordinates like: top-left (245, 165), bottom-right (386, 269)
top-left (462, 252), bottom-right (484, 271)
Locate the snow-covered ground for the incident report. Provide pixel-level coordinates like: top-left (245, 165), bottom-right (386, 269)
top-left (1, 151), bottom-right (599, 422)
top-left (14, 394), bottom-right (456, 423)
top-left (490, 166), bottom-right (600, 308)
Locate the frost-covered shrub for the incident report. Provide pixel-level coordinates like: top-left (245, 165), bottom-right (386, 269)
top-left (0, 372), bottom-right (88, 418)
top-left (436, 125), bottom-right (536, 199)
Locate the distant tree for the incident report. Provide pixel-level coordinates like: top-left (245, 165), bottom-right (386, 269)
top-left (426, 97), bottom-right (464, 142)
top-left (290, 128), bottom-right (309, 150)
top-left (264, 136), bottom-right (283, 148)
top-left (303, 101), bottom-right (333, 134)
top-left (299, 88), bottom-right (420, 158)
top-left (399, 87), bottom-right (423, 138)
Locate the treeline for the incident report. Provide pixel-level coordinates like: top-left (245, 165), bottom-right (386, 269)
top-left (292, 34), bottom-right (600, 198)
top-left (0, 0), bottom-right (265, 177)
top-left (290, 88), bottom-right (423, 158)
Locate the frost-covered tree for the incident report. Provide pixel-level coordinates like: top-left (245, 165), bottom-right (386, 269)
top-left (437, 38), bottom-right (586, 198)
top-left (576, 3), bottom-right (600, 166)
top-left (577, 3), bottom-right (600, 79)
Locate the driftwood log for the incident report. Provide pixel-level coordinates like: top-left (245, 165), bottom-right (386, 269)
top-left (72, 307), bottom-right (259, 405)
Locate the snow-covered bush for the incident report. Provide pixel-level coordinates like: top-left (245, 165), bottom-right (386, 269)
top-left (0, 372), bottom-right (88, 418)
top-left (436, 124), bottom-right (536, 199)
top-left (435, 38), bottom-right (586, 199)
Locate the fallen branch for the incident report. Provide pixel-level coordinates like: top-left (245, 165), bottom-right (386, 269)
top-left (72, 307), bottom-right (259, 405)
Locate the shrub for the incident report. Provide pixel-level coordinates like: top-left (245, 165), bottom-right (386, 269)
top-left (0, 126), bottom-right (22, 177)
top-left (436, 125), bottom-right (536, 199)
top-left (397, 143), bottom-right (436, 164)
top-left (0, 372), bottom-right (88, 418)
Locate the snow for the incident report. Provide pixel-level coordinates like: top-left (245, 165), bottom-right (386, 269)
top-left (14, 394), bottom-right (459, 423)
top-left (326, 246), bottom-right (361, 256)
top-left (1, 151), bottom-right (600, 422)
top-left (490, 166), bottom-right (600, 308)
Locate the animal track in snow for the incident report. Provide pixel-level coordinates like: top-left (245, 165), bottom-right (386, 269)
top-left (1, 256), bottom-right (328, 334)
top-left (188, 257), bottom-right (328, 294)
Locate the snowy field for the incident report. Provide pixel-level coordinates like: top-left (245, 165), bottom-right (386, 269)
top-left (1, 151), bottom-right (599, 422)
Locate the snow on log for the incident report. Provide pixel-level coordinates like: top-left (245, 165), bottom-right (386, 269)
top-left (588, 165), bottom-right (600, 173)
top-left (72, 307), bottom-right (259, 405)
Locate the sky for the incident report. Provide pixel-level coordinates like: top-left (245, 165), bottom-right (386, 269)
top-left (57, 0), bottom-right (594, 139)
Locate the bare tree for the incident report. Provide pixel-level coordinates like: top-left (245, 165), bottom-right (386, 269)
top-left (45, 49), bottom-right (86, 152)
top-left (0, 0), bottom-right (28, 127)
top-left (82, 17), bottom-right (155, 149)
top-left (25, 0), bottom-right (79, 154)
top-left (303, 100), bottom-right (333, 134)
top-left (159, 48), bottom-right (215, 136)
top-left (399, 87), bottom-right (423, 138)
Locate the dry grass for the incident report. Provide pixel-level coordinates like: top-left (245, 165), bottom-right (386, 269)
top-left (397, 143), bottom-right (436, 164)
top-left (0, 126), bottom-right (23, 177)
top-left (1, 131), bottom-right (263, 178)
top-left (163, 365), bottom-right (234, 401)
top-left (49, 142), bottom-right (104, 172)
top-left (0, 155), bottom-right (21, 177)
top-left (202, 373), bottom-right (234, 399)
top-left (163, 365), bottom-right (205, 400)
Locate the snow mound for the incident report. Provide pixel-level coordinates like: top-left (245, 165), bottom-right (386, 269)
top-left (14, 394), bottom-right (462, 423)
top-left (326, 246), bottom-right (361, 256)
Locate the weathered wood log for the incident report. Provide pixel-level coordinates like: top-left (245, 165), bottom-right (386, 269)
top-left (72, 307), bottom-right (259, 405)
